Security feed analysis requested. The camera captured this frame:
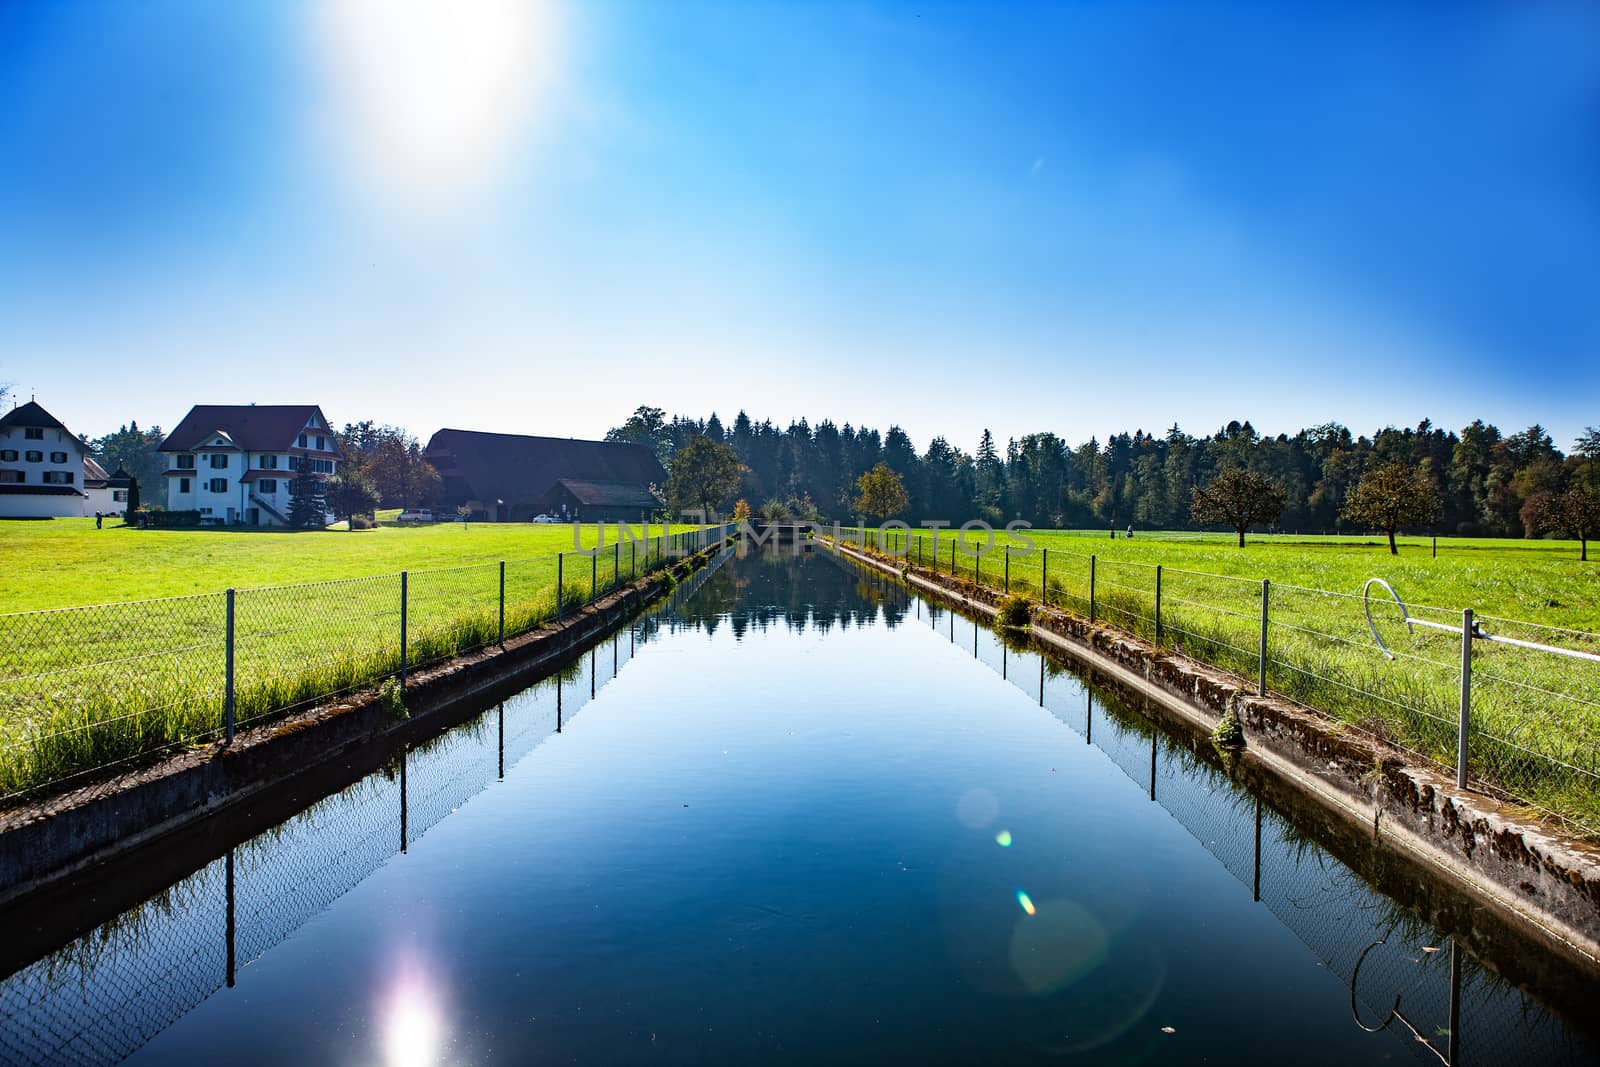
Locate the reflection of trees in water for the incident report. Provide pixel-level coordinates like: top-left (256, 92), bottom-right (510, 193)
top-left (638, 549), bottom-right (910, 642)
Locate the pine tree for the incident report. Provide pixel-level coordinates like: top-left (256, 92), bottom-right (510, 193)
top-left (288, 462), bottom-right (328, 529)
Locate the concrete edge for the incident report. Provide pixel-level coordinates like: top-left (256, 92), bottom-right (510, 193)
top-left (826, 539), bottom-right (1600, 975)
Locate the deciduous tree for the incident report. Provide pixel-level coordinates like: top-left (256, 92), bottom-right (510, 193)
top-left (1341, 462), bottom-right (1440, 554)
top-left (1190, 468), bottom-right (1286, 547)
top-left (666, 435), bottom-right (743, 517)
top-left (1537, 483), bottom-right (1600, 562)
top-left (854, 462), bottom-right (909, 521)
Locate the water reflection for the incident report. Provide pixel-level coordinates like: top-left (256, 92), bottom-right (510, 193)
top-left (0, 546), bottom-right (1593, 1065)
top-left (900, 566), bottom-right (1595, 1065)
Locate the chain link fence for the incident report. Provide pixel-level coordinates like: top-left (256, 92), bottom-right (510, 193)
top-left (846, 527), bottom-right (1600, 836)
top-left (0, 526), bottom-right (732, 805)
top-left (0, 612), bottom-right (663, 1067)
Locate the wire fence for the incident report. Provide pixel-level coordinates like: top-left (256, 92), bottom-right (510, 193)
top-left (917, 600), bottom-right (1596, 1065)
top-left (0, 623), bottom-right (642, 1067)
top-left (0, 525), bottom-right (733, 805)
top-left (845, 527), bottom-right (1600, 837)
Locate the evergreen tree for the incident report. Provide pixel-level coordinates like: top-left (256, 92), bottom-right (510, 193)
top-left (288, 462), bottom-right (328, 529)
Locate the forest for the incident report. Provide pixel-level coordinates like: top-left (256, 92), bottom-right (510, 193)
top-left (607, 407), bottom-right (1599, 537)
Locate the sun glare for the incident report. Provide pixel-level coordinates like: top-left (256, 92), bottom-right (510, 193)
top-left (314, 0), bottom-right (559, 208)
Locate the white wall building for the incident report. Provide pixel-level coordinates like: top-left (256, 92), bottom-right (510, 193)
top-left (158, 405), bottom-right (340, 527)
top-left (0, 401), bottom-right (97, 519)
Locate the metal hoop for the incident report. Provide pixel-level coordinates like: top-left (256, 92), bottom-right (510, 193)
top-left (1362, 578), bottom-right (1412, 660)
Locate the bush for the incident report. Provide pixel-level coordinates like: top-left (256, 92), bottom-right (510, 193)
top-left (378, 677), bottom-right (407, 720)
top-left (995, 594), bottom-right (1032, 629)
top-left (350, 514), bottom-right (374, 530)
top-left (1211, 707), bottom-right (1245, 748)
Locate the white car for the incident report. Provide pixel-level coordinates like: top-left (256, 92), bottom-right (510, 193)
top-left (532, 513), bottom-right (562, 524)
top-left (397, 508), bottom-right (435, 524)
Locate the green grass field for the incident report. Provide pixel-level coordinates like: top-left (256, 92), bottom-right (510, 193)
top-left (0, 516), bottom-right (698, 612)
top-left (846, 526), bottom-right (1600, 835)
top-left (0, 517), bottom-right (723, 803)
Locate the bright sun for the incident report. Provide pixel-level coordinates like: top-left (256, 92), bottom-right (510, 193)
top-left (314, 0), bottom-right (559, 206)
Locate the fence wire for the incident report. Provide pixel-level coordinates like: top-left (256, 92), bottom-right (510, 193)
top-left (0, 612), bottom-right (672, 1067)
top-left (918, 597), bottom-right (1597, 1066)
top-left (0, 527), bottom-right (733, 806)
top-left (840, 529), bottom-right (1600, 837)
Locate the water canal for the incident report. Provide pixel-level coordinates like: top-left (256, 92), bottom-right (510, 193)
top-left (1, 546), bottom-right (1594, 1064)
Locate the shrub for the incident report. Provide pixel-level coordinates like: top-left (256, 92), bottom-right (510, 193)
top-left (378, 677), bottom-right (407, 720)
top-left (350, 514), bottom-right (374, 531)
top-left (1211, 707), bottom-right (1245, 749)
top-left (995, 595), bottom-right (1032, 629)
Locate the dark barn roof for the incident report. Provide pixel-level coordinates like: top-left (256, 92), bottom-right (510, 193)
top-left (426, 430), bottom-right (666, 512)
top-left (159, 405), bottom-right (338, 454)
top-left (0, 401), bottom-right (72, 435)
top-left (554, 479), bottom-right (661, 509)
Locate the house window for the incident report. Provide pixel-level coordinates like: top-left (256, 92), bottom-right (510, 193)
top-left (179, 477), bottom-right (191, 493)
top-left (0, 450), bottom-right (14, 461)
top-left (208, 478), bottom-right (228, 493)
top-left (176, 454), bottom-right (196, 470)
top-left (43, 471), bottom-right (74, 485)
top-left (258, 454), bottom-right (279, 469)
top-left (209, 453), bottom-right (228, 470)
top-left (113, 490), bottom-right (127, 502)
top-left (24, 428), bottom-right (43, 440)
top-left (25, 450), bottom-right (42, 463)
top-left (297, 433), bottom-right (308, 447)
top-left (200, 507), bottom-right (213, 516)
top-left (0, 471), bottom-right (21, 484)
top-left (287, 456), bottom-right (299, 471)
top-left (50, 451), bottom-right (67, 463)
top-left (315, 435), bottom-right (325, 450)
top-left (258, 478), bottom-right (278, 493)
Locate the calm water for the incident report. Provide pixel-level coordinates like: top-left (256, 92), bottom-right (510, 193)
top-left (1, 547), bottom-right (1594, 1065)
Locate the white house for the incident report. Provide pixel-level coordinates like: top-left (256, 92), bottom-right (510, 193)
top-left (0, 401), bottom-right (99, 519)
top-left (83, 457), bottom-right (134, 517)
top-left (159, 405), bottom-right (341, 527)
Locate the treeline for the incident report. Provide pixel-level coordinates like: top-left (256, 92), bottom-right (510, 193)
top-left (607, 406), bottom-right (1599, 537)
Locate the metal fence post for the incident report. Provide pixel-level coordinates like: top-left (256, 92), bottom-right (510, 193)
top-left (225, 588), bottom-right (236, 744)
top-left (498, 561), bottom-right (506, 648)
top-left (1154, 565), bottom-right (1162, 644)
top-left (1458, 608), bottom-right (1473, 789)
top-left (631, 540), bottom-right (637, 580)
top-left (400, 571), bottom-right (408, 690)
top-left (1089, 554), bottom-right (1096, 622)
top-left (1042, 547), bottom-right (1050, 606)
top-left (590, 552), bottom-right (597, 602)
top-left (613, 542), bottom-right (620, 594)
top-left (1004, 545), bottom-right (1010, 593)
top-left (1258, 578), bottom-right (1269, 696)
top-left (557, 554), bottom-right (564, 621)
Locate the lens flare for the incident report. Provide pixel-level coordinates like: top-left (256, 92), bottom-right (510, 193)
top-left (1016, 889), bottom-right (1036, 916)
top-left (995, 829), bottom-right (1013, 847)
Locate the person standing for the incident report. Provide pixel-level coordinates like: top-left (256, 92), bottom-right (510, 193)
top-left (95, 511), bottom-right (103, 529)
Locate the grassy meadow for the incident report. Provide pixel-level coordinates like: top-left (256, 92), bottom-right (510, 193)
top-left (849, 526), bottom-right (1600, 834)
top-left (0, 515), bottom-right (700, 613)
top-left (0, 516), bottom-right (721, 802)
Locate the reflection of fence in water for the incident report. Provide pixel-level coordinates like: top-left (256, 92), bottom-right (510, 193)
top-left (0, 621), bottom-right (650, 1067)
top-left (911, 596), bottom-right (1593, 1065)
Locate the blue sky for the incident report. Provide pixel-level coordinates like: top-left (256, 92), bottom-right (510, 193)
top-left (1, 0), bottom-right (1595, 451)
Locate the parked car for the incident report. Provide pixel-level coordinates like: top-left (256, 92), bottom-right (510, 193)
top-left (532, 513), bottom-right (562, 524)
top-left (397, 508), bottom-right (435, 524)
